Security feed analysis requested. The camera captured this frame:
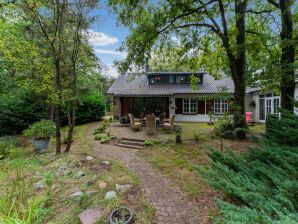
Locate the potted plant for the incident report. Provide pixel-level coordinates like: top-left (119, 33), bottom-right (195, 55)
top-left (23, 120), bottom-right (56, 153)
top-left (108, 207), bottom-right (133, 224)
top-left (174, 125), bottom-right (182, 144)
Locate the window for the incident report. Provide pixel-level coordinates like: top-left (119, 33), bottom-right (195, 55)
top-left (213, 99), bottom-right (228, 114)
top-left (183, 99), bottom-right (197, 114)
top-left (273, 98), bottom-right (279, 114)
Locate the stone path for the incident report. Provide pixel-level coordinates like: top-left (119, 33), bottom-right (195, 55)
top-left (87, 122), bottom-right (208, 224)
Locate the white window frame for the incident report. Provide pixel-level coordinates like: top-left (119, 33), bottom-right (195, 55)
top-left (213, 99), bottom-right (229, 114)
top-left (183, 99), bottom-right (197, 114)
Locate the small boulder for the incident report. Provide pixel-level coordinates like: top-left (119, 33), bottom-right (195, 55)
top-left (116, 184), bottom-right (132, 192)
top-left (102, 161), bottom-right (109, 165)
top-left (105, 191), bottom-right (117, 200)
top-left (85, 156), bottom-right (94, 161)
top-left (63, 170), bottom-right (72, 176)
top-left (33, 181), bottom-right (44, 191)
top-left (68, 191), bottom-right (83, 198)
top-left (57, 165), bottom-right (67, 176)
top-left (86, 190), bottom-right (97, 196)
top-left (85, 179), bottom-right (96, 187)
top-left (98, 182), bottom-right (108, 189)
top-left (79, 208), bottom-right (103, 224)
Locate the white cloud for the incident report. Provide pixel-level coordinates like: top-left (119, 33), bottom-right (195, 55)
top-left (94, 49), bottom-right (127, 57)
top-left (86, 30), bottom-right (118, 46)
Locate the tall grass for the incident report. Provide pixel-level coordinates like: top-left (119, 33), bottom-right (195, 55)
top-left (0, 172), bottom-right (48, 224)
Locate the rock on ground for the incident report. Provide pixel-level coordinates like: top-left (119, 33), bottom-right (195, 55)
top-left (105, 191), bottom-right (117, 199)
top-left (85, 156), bottom-right (94, 161)
top-left (79, 208), bottom-right (103, 224)
top-left (116, 184), bottom-right (132, 192)
top-left (68, 191), bottom-right (83, 198)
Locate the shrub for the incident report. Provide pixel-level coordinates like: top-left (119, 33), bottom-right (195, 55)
top-left (266, 111), bottom-right (298, 145)
top-left (193, 133), bottom-right (206, 142)
top-left (222, 130), bottom-right (235, 140)
top-left (23, 120), bottom-right (56, 139)
top-left (234, 128), bottom-right (248, 139)
top-left (0, 136), bottom-right (22, 159)
top-left (213, 117), bottom-right (233, 136)
top-left (0, 90), bottom-right (46, 136)
top-left (94, 120), bottom-right (110, 135)
top-left (75, 91), bottom-right (105, 125)
top-left (94, 133), bottom-right (112, 143)
top-left (144, 139), bottom-right (166, 146)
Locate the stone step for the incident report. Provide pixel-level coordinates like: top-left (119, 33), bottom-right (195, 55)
top-left (115, 143), bottom-right (144, 150)
top-left (121, 137), bottom-right (145, 143)
top-left (121, 140), bottom-right (144, 147)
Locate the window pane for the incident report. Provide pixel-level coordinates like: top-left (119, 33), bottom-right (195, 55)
top-left (169, 75), bottom-right (174, 84)
top-left (273, 98), bottom-right (279, 114)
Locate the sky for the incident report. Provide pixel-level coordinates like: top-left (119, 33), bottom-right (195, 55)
top-left (87, 2), bottom-right (129, 78)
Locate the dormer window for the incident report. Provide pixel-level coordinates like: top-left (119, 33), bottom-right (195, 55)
top-left (147, 72), bottom-right (204, 85)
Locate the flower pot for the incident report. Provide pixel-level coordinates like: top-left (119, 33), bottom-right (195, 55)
top-left (33, 138), bottom-right (50, 153)
top-left (108, 207), bottom-right (133, 224)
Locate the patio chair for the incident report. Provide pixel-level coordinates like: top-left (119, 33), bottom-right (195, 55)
top-left (128, 113), bottom-right (142, 131)
top-left (146, 114), bottom-right (156, 135)
top-left (163, 114), bottom-right (175, 131)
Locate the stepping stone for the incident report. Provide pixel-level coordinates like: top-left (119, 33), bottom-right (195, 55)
top-left (86, 156), bottom-right (94, 161)
top-left (98, 181), bottom-right (108, 189)
top-left (116, 184), bottom-right (132, 192)
top-left (68, 191), bottom-right (83, 198)
top-left (102, 161), bottom-right (109, 165)
top-left (79, 208), bottom-right (103, 224)
top-left (105, 191), bottom-right (117, 199)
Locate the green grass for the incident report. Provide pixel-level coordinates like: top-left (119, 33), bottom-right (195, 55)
top-left (177, 122), bottom-right (213, 140)
top-left (0, 122), bottom-right (156, 224)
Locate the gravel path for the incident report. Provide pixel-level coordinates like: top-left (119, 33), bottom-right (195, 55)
top-left (87, 122), bottom-right (209, 224)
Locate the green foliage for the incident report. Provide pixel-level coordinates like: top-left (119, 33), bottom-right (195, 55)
top-left (0, 90), bottom-right (46, 136)
top-left (23, 120), bottom-right (56, 139)
top-left (94, 133), bottom-right (112, 143)
top-left (213, 115), bottom-right (233, 136)
top-left (222, 130), bottom-right (235, 140)
top-left (235, 128), bottom-right (248, 140)
top-left (0, 173), bottom-right (48, 224)
top-left (195, 140), bottom-right (298, 224)
top-left (193, 133), bottom-right (206, 143)
top-left (0, 136), bottom-right (22, 158)
top-left (75, 91), bottom-right (106, 125)
top-left (266, 111), bottom-right (298, 145)
top-left (144, 139), bottom-right (166, 147)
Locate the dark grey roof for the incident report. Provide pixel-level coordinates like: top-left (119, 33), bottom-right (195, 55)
top-left (108, 73), bottom-right (235, 96)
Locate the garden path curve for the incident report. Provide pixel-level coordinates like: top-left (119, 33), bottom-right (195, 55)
top-left (86, 122), bottom-right (208, 224)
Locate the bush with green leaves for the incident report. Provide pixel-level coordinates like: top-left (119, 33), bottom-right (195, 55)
top-left (0, 90), bottom-right (46, 136)
top-left (213, 115), bottom-right (233, 136)
top-left (195, 140), bottom-right (298, 223)
top-left (94, 133), bottom-right (112, 143)
top-left (23, 120), bottom-right (56, 139)
top-left (234, 127), bottom-right (248, 139)
top-left (0, 136), bottom-right (22, 159)
top-left (75, 91), bottom-right (106, 125)
top-left (266, 111), bottom-right (298, 145)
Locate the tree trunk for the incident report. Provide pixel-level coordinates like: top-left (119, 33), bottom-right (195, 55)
top-left (279, 0), bottom-right (295, 112)
top-left (54, 59), bottom-right (62, 154)
top-left (65, 108), bottom-right (75, 152)
top-left (231, 0), bottom-right (248, 128)
top-left (55, 106), bottom-right (61, 154)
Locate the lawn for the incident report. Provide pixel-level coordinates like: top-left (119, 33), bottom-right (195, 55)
top-left (0, 123), bottom-right (155, 224)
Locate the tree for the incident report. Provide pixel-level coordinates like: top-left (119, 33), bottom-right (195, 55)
top-left (109, 0), bottom-right (249, 128)
top-left (19, 0), bottom-right (99, 153)
top-left (269, 0), bottom-right (296, 112)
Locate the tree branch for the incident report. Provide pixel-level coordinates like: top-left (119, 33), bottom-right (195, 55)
top-left (267, 0), bottom-right (280, 8)
top-left (246, 9), bottom-right (273, 14)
